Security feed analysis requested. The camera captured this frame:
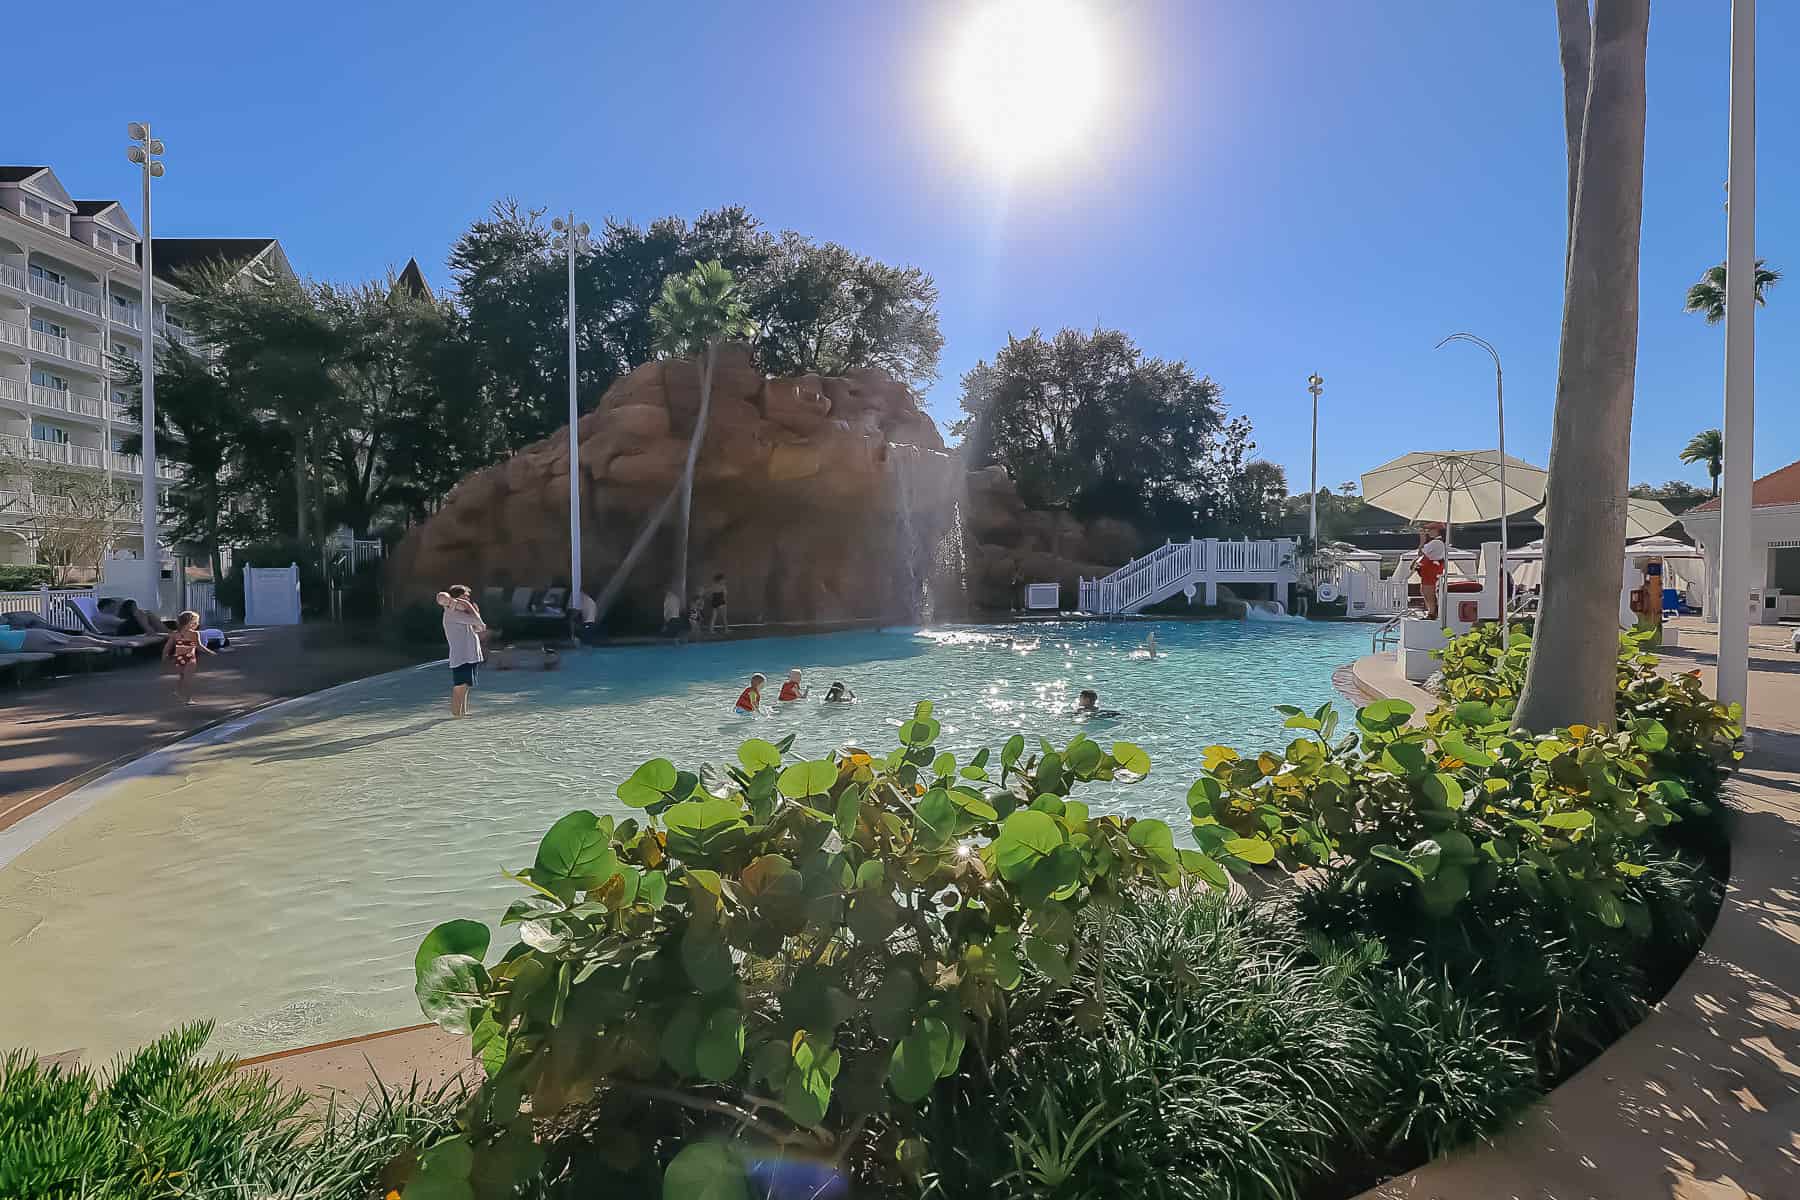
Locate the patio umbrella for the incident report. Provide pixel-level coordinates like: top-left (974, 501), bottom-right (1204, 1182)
top-left (1362, 450), bottom-right (1547, 630)
top-left (1536, 497), bottom-right (1676, 541)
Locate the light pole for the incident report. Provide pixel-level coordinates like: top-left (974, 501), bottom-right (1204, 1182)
top-left (1717, 0), bottom-right (1756, 718)
top-left (550, 214), bottom-right (591, 610)
top-left (1306, 373), bottom-right (1323, 546)
top-left (126, 124), bottom-right (164, 598)
top-left (1436, 333), bottom-right (1508, 644)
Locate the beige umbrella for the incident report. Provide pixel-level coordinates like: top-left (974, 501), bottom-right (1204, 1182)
top-left (1362, 450), bottom-right (1548, 624)
top-left (1536, 497), bottom-right (1676, 542)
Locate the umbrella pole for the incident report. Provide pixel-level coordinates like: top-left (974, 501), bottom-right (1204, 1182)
top-left (1497, 366), bottom-right (1509, 647)
top-left (1443, 482), bottom-right (1453, 627)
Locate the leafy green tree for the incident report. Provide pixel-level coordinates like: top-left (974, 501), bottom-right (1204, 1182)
top-left (1683, 259), bottom-right (1779, 325)
top-left (1224, 458), bottom-right (1288, 537)
top-left (651, 261), bottom-right (757, 604)
top-left (954, 327), bottom-right (1237, 533)
top-left (1629, 478), bottom-right (1709, 506)
top-left (753, 234), bottom-right (942, 390)
top-left (115, 343), bottom-right (243, 580)
top-left (1677, 428), bottom-right (1723, 496)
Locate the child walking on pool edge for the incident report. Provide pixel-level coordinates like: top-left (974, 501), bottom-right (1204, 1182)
top-left (162, 609), bottom-right (215, 704)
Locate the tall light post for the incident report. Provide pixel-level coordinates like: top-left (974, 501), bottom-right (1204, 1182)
top-left (126, 124), bottom-right (164, 595)
top-left (550, 214), bottom-right (591, 607)
top-left (1306, 373), bottom-right (1324, 546)
top-left (1717, 0), bottom-right (1756, 718)
top-left (1436, 332), bottom-right (1508, 645)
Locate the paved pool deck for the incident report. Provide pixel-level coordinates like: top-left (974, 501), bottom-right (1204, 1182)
top-left (1353, 617), bottom-right (1800, 1200)
top-left (0, 624), bottom-right (433, 834)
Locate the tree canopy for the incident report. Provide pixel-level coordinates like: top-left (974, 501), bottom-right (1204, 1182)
top-left (953, 327), bottom-right (1266, 535)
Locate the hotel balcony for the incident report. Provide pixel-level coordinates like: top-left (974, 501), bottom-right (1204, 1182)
top-left (0, 263), bottom-right (24, 299)
top-left (0, 319), bottom-right (24, 352)
top-left (27, 329), bottom-right (104, 370)
top-left (28, 384), bottom-right (106, 420)
top-left (26, 272), bottom-right (104, 319)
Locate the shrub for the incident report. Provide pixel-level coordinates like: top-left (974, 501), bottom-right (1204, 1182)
top-left (923, 891), bottom-right (1385, 1200)
top-left (405, 708), bottom-right (1199, 1198)
top-left (0, 564), bottom-right (57, 591)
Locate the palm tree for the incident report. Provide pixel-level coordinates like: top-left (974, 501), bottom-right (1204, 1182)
top-left (1684, 260), bottom-right (1780, 324)
top-left (1678, 428), bottom-right (1724, 496)
top-left (650, 261), bottom-right (755, 605)
top-left (588, 263), bottom-right (754, 626)
top-left (1515, 0), bottom-right (1650, 734)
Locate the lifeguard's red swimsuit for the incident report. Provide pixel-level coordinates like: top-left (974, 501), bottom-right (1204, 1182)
top-left (1418, 557), bottom-right (1445, 588)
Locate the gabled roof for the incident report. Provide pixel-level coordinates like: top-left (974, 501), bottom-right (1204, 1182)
top-left (151, 237), bottom-right (281, 286)
top-left (1689, 458), bottom-right (1800, 512)
top-left (0, 166), bottom-right (74, 209)
top-left (392, 257), bottom-right (433, 301)
top-left (74, 200), bottom-right (141, 239)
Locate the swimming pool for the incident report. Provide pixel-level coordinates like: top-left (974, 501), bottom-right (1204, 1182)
top-left (0, 619), bottom-right (1369, 1061)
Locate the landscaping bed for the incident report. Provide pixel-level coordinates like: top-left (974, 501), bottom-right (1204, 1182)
top-left (1, 624), bottom-right (1738, 1199)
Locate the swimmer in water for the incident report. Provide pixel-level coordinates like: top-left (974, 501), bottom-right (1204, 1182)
top-left (1140, 631), bottom-right (1158, 657)
top-left (779, 668), bottom-right (809, 701)
top-left (823, 680), bottom-right (856, 703)
top-left (1076, 688), bottom-right (1099, 713)
top-left (734, 672), bottom-right (766, 715)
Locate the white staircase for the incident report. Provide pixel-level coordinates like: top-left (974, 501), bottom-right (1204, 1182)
top-left (1080, 538), bottom-right (1298, 615)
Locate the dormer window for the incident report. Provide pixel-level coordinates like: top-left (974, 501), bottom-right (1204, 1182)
top-left (93, 230), bottom-right (134, 261)
top-left (20, 195), bottom-right (68, 233)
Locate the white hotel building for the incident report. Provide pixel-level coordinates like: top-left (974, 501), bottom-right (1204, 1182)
top-left (0, 163), bottom-right (292, 567)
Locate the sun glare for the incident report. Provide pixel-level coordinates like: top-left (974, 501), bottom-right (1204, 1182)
top-left (946, 0), bottom-right (1107, 171)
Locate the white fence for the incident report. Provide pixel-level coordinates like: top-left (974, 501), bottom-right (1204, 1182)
top-left (1079, 538), bottom-right (1298, 615)
top-left (0, 586), bottom-right (91, 632)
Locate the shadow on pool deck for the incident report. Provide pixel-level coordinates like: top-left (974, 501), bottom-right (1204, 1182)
top-left (0, 624), bottom-right (434, 833)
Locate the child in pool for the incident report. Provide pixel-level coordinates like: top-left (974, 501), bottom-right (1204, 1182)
top-left (823, 680), bottom-right (856, 703)
top-left (735, 673), bottom-right (766, 715)
top-left (1074, 688), bottom-right (1119, 719)
top-left (778, 668), bottom-right (808, 701)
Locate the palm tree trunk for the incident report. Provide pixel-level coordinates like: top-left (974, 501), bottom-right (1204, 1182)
top-left (674, 339), bottom-right (717, 604)
top-left (1554, 0), bottom-right (1592, 229)
top-left (1710, 463), bottom-right (1720, 496)
top-left (1515, 0), bottom-right (1650, 733)
top-left (590, 482), bottom-right (682, 625)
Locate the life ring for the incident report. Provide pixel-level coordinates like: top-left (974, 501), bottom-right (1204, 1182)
top-left (1315, 582), bottom-right (1340, 604)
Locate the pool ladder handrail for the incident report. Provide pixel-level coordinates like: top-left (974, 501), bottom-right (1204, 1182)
top-left (1372, 615), bottom-right (1402, 654)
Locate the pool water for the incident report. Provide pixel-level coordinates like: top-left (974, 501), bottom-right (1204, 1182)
top-left (0, 619), bottom-right (1368, 1061)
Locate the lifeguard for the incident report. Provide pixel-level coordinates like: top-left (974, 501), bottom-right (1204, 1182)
top-left (1414, 523), bottom-right (1448, 621)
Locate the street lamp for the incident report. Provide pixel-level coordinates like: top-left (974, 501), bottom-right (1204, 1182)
top-left (1306, 373), bottom-right (1324, 545)
top-left (1435, 332), bottom-right (1509, 644)
top-left (550, 213), bottom-right (591, 613)
top-left (127, 123), bottom-right (164, 599)
top-left (1716, 0), bottom-right (1756, 719)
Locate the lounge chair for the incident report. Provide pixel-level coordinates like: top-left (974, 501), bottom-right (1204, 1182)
top-left (510, 587), bottom-right (535, 617)
top-left (63, 597), bottom-right (166, 653)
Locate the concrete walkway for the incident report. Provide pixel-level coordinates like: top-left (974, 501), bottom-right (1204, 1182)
top-left (1356, 625), bottom-right (1800, 1200)
top-left (0, 624), bottom-right (431, 833)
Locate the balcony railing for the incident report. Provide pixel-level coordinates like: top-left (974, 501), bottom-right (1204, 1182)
top-left (108, 450), bottom-right (182, 481)
top-left (0, 379), bottom-right (21, 405)
top-left (0, 320), bottom-right (24, 349)
top-left (26, 274), bottom-right (103, 317)
top-left (0, 263), bottom-right (24, 295)
top-left (154, 321), bottom-right (203, 351)
top-left (27, 329), bottom-right (67, 358)
top-left (69, 341), bottom-right (102, 367)
top-left (111, 305), bottom-right (143, 331)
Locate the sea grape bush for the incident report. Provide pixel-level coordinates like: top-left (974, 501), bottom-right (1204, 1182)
top-left (404, 703), bottom-right (1203, 1199)
top-left (1191, 624), bottom-right (1741, 929)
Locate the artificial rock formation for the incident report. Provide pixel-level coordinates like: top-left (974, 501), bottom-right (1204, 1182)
top-left (388, 345), bottom-right (1141, 626)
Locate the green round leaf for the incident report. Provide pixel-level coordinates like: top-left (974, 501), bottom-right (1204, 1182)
top-left (1178, 848), bottom-right (1230, 889)
top-left (1127, 818), bottom-right (1176, 857)
top-left (1420, 773), bottom-right (1466, 810)
top-left (663, 1142), bottom-right (749, 1200)
top-left (737, 738), bottom-right (783, 772)
top-left (1065, 738), bottom-right (1103, 777)
top-left (534, 811), bottom-right (619, 888)
top-left (416, 954), bottom-right (489, 1034)
top-left (1001, 734), bottom-right (1026, 768)
top-left (778, 758), bottom-right (838, 798)
top-left (1111, 742), bottom-right (1152, 776)
top-left (1358, 699), bottom-right (1415, 731)
top-left (695, 1006), bottom-right (745, 1082)
top-left (1186, 776), bottom-right (1223, 812)
top-left (888, 1018), bottom-right (954, 1103)
top-left (899, 717), bottom-right (942, 747)
top-left (1416, 865), bottom-right (1471, 916)
top-left (415, 919), bottom-right (490, 979)
top-left (994, 809), bottom-right (1062, 882)
top-left (681, 930), bottom-right (737, 993)
top-left (916, 789), bottom-right (958, 847)
top-left (1222, 837), bottom-right (1275, 865)
top-left (617, 759), bottom-right (679, 808)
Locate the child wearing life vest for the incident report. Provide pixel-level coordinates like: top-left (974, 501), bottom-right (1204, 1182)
top-left (735, 673), bottom-right (766, 715)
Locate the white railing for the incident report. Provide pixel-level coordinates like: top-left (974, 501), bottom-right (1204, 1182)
top-left (28, 329), bottom-right (68, 358)
top-left (109, 450), bottom-right (182, 481)
top-left (0, 263), bottom-right (25, 294)
top-left (1080, 538), bottom-right (1300, 615)
top-left (0, 489), bottom-right (21, 512)
top-left (28, 384), bottom-right (67, 412)
top-left (26, 272), bottom-right (100, 314)
top-left (68, 392), bottom-right (104, 418)
top-left (112, 303), bottom-right (143, 331)
top-left (70, 341), bottom-right (103, 367)
top-left (111, 403), bottom-right (133, 424)
top-left (1, 320), bottom-right (30, 348)
top-left (189, 581), bottom-right (219, 622)
top-left (0, 378), bottom-right (23, 404)
top-left (0, 587), bottom-right (95, 632)
top-left (3, 434), bottom-right (106, 470)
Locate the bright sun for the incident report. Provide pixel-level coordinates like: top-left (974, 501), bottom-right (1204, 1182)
top-left (946, 0), bottom-right (1107, 171)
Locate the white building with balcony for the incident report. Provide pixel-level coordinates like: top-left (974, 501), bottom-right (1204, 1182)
top-left (0, 164), bottom-right (292, 567)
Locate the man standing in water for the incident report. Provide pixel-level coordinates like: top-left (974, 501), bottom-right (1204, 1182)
top-left (437, 585), bottom-right (486, 717)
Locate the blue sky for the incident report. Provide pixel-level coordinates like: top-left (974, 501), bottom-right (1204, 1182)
top-left (13, 1), bottom-right (1796, 494)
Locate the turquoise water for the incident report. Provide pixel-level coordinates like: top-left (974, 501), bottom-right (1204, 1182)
top-left (0, 620), bottom-right (1368, 1060)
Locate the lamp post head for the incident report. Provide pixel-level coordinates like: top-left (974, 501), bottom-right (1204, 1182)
top-left (1307, 373), bottom-right (1324, 394)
